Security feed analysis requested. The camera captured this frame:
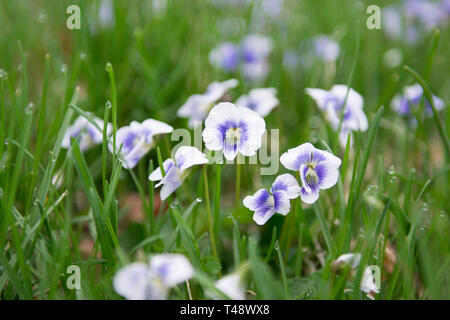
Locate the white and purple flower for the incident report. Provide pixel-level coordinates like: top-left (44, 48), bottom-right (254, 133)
top-left (209, 34), bottom-right (273, 81)
top-left (391, 83), bottom-right (445, 118)
top-left (110, 119), bottom-right (173, 169)
top-left (202, 102), bottom-right (266, 161)
top-left (177, 79), bottom-right (238, 128)
top-left (113, 254), bottom-right (194, 300)
top-left (149, 146), bottom-right (208, 201)
top-left (62, 115), bottom-right (112, 152)
top-left (209, 43), bottom-right (241, 72)
top-left (312, 35), bottom-right (340, 63)
top-left (243, 174), bottom-right (300, 225)
top-left (235, 88), bottom-right (279, 117)
top-left (280, 143), bottom-right (341, 204)
top-left (305, 85), bottom-right (368, 147)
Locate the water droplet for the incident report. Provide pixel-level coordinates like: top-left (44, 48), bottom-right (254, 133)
top-left (170, 202), bottom-right (177, 209)
top-left (60, 64), bottom-right (67, 73)
top-left (80, 52), bottom-right (87, 60)
top-left (367, 185), bottom-right (377, 191)
top-left (419, 225), bottom-right (426, 231)
top-left (106, 100), bottom-right (112, 109)
top-left (422, 203), bottom-right (429, 212)
top-left (439, 211), bottom-right (445, 219)
top-left (4, 139), bottom-right (9, 145)
top-left (196, 197), bottom-right (203, 203)
top-left (25, 102), bottom-right (34, 114)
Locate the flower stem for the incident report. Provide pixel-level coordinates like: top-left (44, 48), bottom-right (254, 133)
top-left (235, 162), bottom-right (241, 219)
top-left (214, 163), bottom-right (221, 240)
top-left (203, 165), bottom-right (218, 259)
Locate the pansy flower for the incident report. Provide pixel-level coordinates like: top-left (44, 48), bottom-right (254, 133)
top-left (149, 146), bottom-right (208, 200)
top-left (235, 88), bottom-right (279, 117)
top-left (177, 79), bottom-right (238, 127)
top-left (305, 85), bottom-right (368, 147)
top-left (243, 174), bottom-right (300, 225)
top-left (110, 119), bottom-right (173, 169)
top-left (280, 143), bottom-right (341, 204)
top-left (202, 102), bottom-right (266, 161)
top-left (391, 83), bottom-right (445, 118)
top-left (113, 254), bottom-right (194, 300)
top-left (62, 115), bottom-right (112, 152)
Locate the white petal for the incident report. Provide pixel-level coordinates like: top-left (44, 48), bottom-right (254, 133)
top-left (360, 267), bottom-right (380, 294)
top-left (215, 273), bottom-right (245, 300)
top-left (331, 85), bottom-right (364, 110)
top-left (315, 161), bottom-right (340, 190)
top-left (204, 102), bottom-right (239, 129)
top-left (174, 146), bottom-right (208, 172)
top-left (280, 142), bottom-right (316, 171)
top-left (149, 159), bottom-right (175, 181)
top-left (149, 254), bottom-right (194, 288)
top-left (236, 88), bottom-right (278, 117)
top-left (305, 88), bottom-right (330, 111)
top-left (336, 253), bottom-right (361, 269)
top-left (273, 190), bottom-right (290, 215)
top-left (253, 207), bottom-right (275, 225)
top-left (271, 173), bottom-right (301, 199)
top-left (205, 79), bottom-right (238, 101)
top-left (300, 186), bottom-right (319, 204)
top-left (178, 94), bottom-right (213, 124)
top-left (243, 188), bottom-right (269, 211)
top-left (404, 83), bottom-right (423, 101)
top-left (141, 119), bottom-right (174, 136)
top-left (158, 165), bottom-right (183, 200)
top-left (236, 106), bottom-right (266, 156)
top-left (113, 263), bottom-right (150, 300)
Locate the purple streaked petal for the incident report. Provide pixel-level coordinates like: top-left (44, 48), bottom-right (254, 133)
top-left (315, 161), bottom-right (340, 190)
top-left (149, 254), bottom-right (194, 288)
top-left (149, 159), bottom-right (175, 182)
top-left (271, 173), bottom-right (300, 199)
top-left (157, 165), bottom-right (183, 200)
top-left (174, 146), bottom-right (209, 172)
top-left (273, 190), bottom-right (290, 215)
top-left (300, 186), bottom-right (319, 204)
top-left (243, 189), bottom-right (271, 212)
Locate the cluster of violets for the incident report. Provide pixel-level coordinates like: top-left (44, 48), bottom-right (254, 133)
top-left (383, 0), bottom-right (450, 44)
top-left (209, 34), bottom-right (273, 81)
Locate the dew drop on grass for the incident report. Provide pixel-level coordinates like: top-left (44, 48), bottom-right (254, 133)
top-left (60, 64), bottom-right (67, 73)
top-left (196, 197), bottom-right (203, 203)
top-left (4, 139), bottom-right (9, 145)
top-left (440, 211), bottom-right (445, 219)
top-left (0, 69), bottom-right (8, 79)
top-left (170, 202), bottom-right (177, 209)
top-left (106, 100), bottom-right (112, 109)
top-left (25, 102), bottom-right (34, 114)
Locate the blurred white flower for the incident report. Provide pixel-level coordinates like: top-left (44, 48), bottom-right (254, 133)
top-left (305, 85), bottom-right (368, 147)
top-left (178, 79), bottom-right (238, 128)
top-left (360, 266), bottom-right (380, 294)
top-left (335, 253), bottom-right (362, 269)
top-left (391, 83), bottom-right (445, 118)
top-left (215, 273), bottom-right (246, 300)
top-left (312, 35), bottom-right (340, 62)
top-left (62, 115), bottom-right (112, 152)
top-left (113, 254), bottom-right (194, 300)
top-left (235, 88), bottom-right (279, 117)
top-left (110, 119), bottom-right (173, 169)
